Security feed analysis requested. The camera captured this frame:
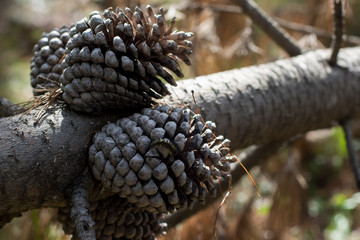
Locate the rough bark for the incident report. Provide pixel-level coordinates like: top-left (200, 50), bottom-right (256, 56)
top-left (0, 47), bottom-right (360, 216)
top-left (70, 181), bottom-right (96, 240)
top-left (173, 46), bottom-right (360, 147)
top-left (0, 109), bottom-right (126, 216)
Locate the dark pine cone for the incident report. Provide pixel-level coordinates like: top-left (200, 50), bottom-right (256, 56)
top-left (57, 195), bottom-right (166, 240)
top-left (60, 5), bottom-right (193, 113)
top-left (30, 26), bottom-right (71, 95)
top-left (88, 105), bottom-right (235, 214)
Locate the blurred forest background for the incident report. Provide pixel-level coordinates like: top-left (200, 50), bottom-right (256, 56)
top-left (1, 0), bottom-right (360, 239)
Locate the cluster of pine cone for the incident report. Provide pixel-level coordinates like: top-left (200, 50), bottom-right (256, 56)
top-left (57, 103), bottom-right (234, 239)
top-left (30, 5), bottom-right (234, 240)
top-left (30, 5), bottom-right (193, 113)
top-left (30, 26), bottom-right (70, 95)
top-left (87, 105), bottom-right (234, 215)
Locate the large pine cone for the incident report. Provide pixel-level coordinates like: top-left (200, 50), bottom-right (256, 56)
top-left (30, 26), bottom-right (71, 95)
top-left (88, 105), bottom-right (234, 214)
top-left (57, 195), bottom-right (166, 240)
top-left (60, 5), bottom-right (193, 113)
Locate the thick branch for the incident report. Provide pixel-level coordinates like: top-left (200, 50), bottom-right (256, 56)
top-left (170, 47), bottom-right (360, 147)
top-left (1, 47), bottom-right (360, 216)
top-left (0, 109), bottom-right (125, 216)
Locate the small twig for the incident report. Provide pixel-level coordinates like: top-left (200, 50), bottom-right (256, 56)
top-left (275, 18), bottom-right (360, 46)
top-left (232, 0), bottom-right (302, 57)
top-left (164, 142), bottom-right (283, 229)
top-left (329, 0), bottom-right (344, 65)
top-left (70, 178), bottom-right (96, 240)
top-left (342, 120), bottom-right (360, 190)
top-left (213, 190), bottom-right (231, 239)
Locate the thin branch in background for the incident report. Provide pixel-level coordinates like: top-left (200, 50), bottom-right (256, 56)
top-left (213, 191), bottom-right (231, 239)
top-left (179, 2), bottom-right (360, 46)
top-left (164, 142), bottom-right (283, 229)
top-left (70, 179), bottom-right (96, 240)
top-left (231, 0), bottom-right (302, 57)
top-left (342, 121), bottom-right (360, 190)
top-left (275, 17), bottom-right (360, 46)
top-left (329, 0), bottom-right (344, 65)
top-left (178, 2), bottom-right (243, 15)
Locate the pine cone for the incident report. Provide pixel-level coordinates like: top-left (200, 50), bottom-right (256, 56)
top-left (60, 5), bottom-right (193, 113)
top-left (88, 105), bottom-right (234, 214)
top-left (30, 26), bottom-right (70, 95)
top-left (57, 195), bottom-right (166, 240)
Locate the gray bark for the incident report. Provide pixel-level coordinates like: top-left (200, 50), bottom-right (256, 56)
top-left (71, 181), bottom-right (96, 240)
top-left (173, 47), bottom-right (360, 147)
top-left (0, 46), bottom-right (360, 217)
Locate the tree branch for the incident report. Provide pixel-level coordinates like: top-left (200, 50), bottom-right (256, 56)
top-left (329, 0), bottom-right (344, 65)
top-left (1, 47), bottom-right (360, 216)
top-left (231, 0), bottom-right (302, 56)
top-left (70, 177), bottom-right (96, 240)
